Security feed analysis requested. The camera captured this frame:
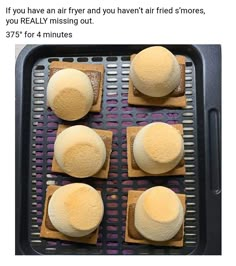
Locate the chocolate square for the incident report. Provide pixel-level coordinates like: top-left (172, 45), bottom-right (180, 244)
top-left (128, 203), bottom-right (183, 241)
top-left (40, 185), bottom-right (100, 244)
top-left (49, 61), bottom-right (104, 112)
top-left (126, 124), bottom-right (186, 178)
top-left (125, 190), bottom-right (186, 247)
top-left (128, 55), bottom-right (186, 108)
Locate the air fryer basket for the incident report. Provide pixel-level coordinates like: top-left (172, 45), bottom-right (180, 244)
top-left (15, 45), bottom-right (221, 255)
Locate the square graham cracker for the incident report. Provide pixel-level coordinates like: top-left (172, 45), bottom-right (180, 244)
top-left (128, 55), bottom-right (186, 108)
top-left (40, 185), bottom-right (100, 244)
top-left (126, 124), bottom-right (186, 178)
top-left (51, 124), bottom-right (113, 179)
top-left (49, 61), bottom-right (104, 112)
top-left (125, 190), bottom-right (186, 247)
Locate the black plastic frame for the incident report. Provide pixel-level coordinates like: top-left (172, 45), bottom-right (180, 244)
top-left (15, 45), bottom-right (221, 255)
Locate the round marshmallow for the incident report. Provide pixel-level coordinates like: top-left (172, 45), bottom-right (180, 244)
top-left (133, 122), bottom-right (184, 174)
top-left (135, 186), bottom-right (184, 241)
top-left (130, 46), bottom-right (181, 97)
top-left (54, 125), bottom-right (106, 178)
top-left (47, 68), bottom-right (93, 121)
top-left (48, 183), bottom-right (104, 237)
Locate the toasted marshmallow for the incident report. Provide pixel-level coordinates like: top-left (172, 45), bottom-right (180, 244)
top-left (47, 68), bottom-right (93, 121)
top-left (54, 125), bottom-right (106, 178)
top-left (130, 46), bottom-right (181, 97)
top-left (48, 183), bottom-right (104, 237)
top-left (133, 122), bottom-right (184, 174)
top-left (135, 186), bottom-right (184, 241)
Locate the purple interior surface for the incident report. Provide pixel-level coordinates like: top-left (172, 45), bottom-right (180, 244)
top-left (29, 54), bottom-right (195, 255)
top-left (34, 102), bottom-right (182, 252)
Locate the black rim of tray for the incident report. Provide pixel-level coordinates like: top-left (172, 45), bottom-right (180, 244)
top-left (15, 44), bottom-right (221, 255)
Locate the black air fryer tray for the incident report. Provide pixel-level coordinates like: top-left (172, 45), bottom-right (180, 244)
top-left (15, 45), bottom-right (221, 255)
